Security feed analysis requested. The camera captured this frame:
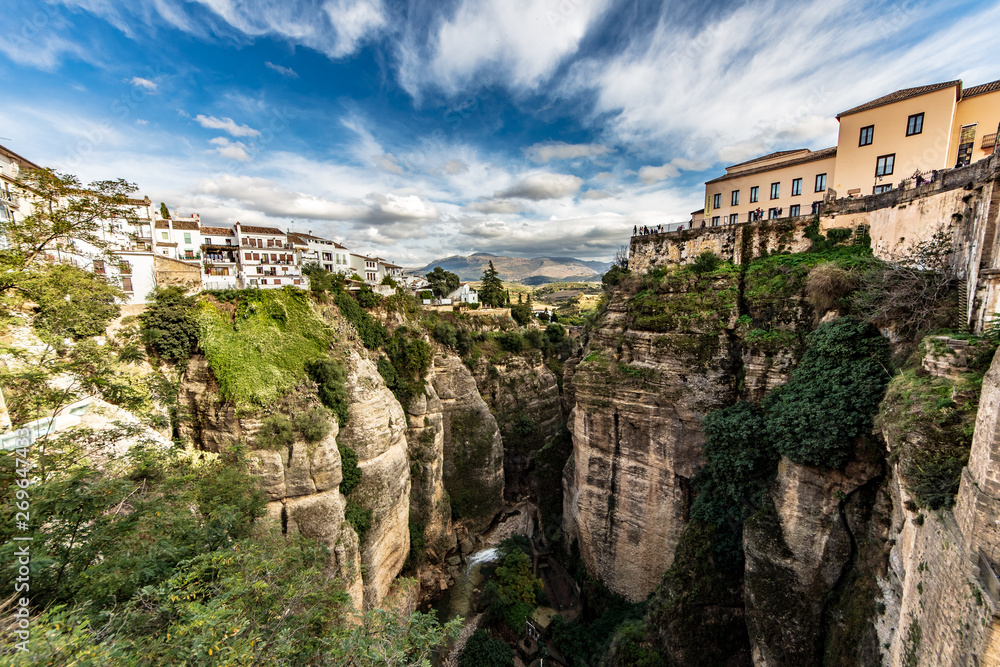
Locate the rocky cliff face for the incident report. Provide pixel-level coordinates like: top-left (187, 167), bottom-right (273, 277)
top-left (336, 350), bottom-right (412, 609)
top-left (180, 355), bottom-right (365, 609)
top-left (431, 353), bottom-right (505, 534)
top-left (563, 270), bottom-right (740, 601)
top-left (472, 352), bottom-right (563, 497)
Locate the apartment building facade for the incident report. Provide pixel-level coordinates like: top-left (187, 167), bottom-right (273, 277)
top-left (234, 222), bottom-right (305, 289)
top-left (700, 76), bottom-right (1000, 228)
top-left (704, 148), bottom-right (836, 225)
top-left (288, 232), bottom-right (352, 274)
top-left (0, 145), bottom-right (40, 230)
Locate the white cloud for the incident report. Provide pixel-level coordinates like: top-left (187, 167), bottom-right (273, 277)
top-left (581, 189), bottom-right (612, 200)
top-left (638, 163), bottom-right (679, 184)
top-left (194, 114), bottom-right (260, 137)
top-left (129, 76), bottom-right (157, 90)
top-left (524, 141), bottom-right (611, 163)
top-left (208, 136), bottom-right (251, 161)
top-left (265, 61), bottom-right (298, 78)
top-left (444, 159), bottom-right (469, 174)
top-left (397, 0), bottom-right (612, 96)
top-left (496, 173), bottom-right (584, 200)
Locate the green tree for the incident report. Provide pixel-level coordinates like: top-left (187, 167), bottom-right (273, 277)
top-left (139, 286), bottom-right (199, 361)
top-left (159, 201), bottom-right (170, 219)
top-left (426, 266), bottom-right (461, 299)
top-left (459, 630), bottom-right (514, 667)
top-left (482, 549), bottom-right (543, 632)
top-left (479, 261), bottom-right (505, 308)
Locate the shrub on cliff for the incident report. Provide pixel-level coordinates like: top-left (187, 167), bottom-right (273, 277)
top-left (140, 286), bottom-right (199, 361)
top-left (306, 358), bottom-right (350, 425)
top-left (765, 318), bottom-right (890, 468)
top-left (458, 630), bottom-right (513, 667)
top-left (690, 250), bottom-right (722, 274)
top-left (691, 402), bottom-right (777, 534)
top-left (334, 290), bottom-right (386, 349)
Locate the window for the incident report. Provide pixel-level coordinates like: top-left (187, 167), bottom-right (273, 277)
top-left (768, 208), bottom-right (780, 219)
top-left (161, 231), bottom-right (168, 240)
top-left (729, 214), bottom-right (738, 225)
top-left (267, 239), bottom-right (274, 247)
top-left (184, 232), bottom-right (191, 244)
top-left (294, 279), bottom-right (301, 286)
top-left (93, 259), bottom-right (106, 275)
top-left (711, 216), bottom-right (720, 226)
top-left (875, 154), bottom-right (895, 177)
top-left (257, 267), bottom-right (263, 274)
top-left (906, 113), bottom-right (924, 136)
top-left (789, 204), bottom-right (800, 217)
top-left (252, 253), bottom-right (260, 261)
top-left (731, 190), bottom-right (739, 206)
top-left (811, 202), bottom-right (822, 215)
top-left (245, 252), bottom-right (252, 260)
top-left (712, 193), bottom-right (721, 209)
top-left (859, 125), bottom-right (874, 146)
top-left (225, 239), bottom-right (231, 245)
top-left (274, 279), bottom-right (281, 285)
top-left (749, 186), bottom-right (759, 203)
top-left (770, 182), bottom-right (780, 199)
top-left (815, 173), bottom-right (827, 192)
top-left (119, 261), bottom-right (131, 275)
top-left (874, 184), bottom-right (893, 194)
top-left (204, 238), bottom-right (212, 245)
top-left (122, 277), bottom-right (133, 292)
top-left (790, 178), bottom-right (802, 196)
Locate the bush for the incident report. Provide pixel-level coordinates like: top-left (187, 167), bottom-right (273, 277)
top-left (510, 301), bottom-right (532, 326)
top-left (765, 318), bottom-right (890, 468)
top-left (335, 290), bottom-right (387, 349)
top-left (805, 262), bottom-right (857, 312)
top-left (355, 285), bottom-right (383, 309)
top-left (433, 321), bottom-right (458, 348)
top-left (306, 358), bottom-right (350, 425)
top-left (256, 415), bottom-right (297, 449)
top-left (458, 630), bottom-right (514, 667)
top-left (481, 549), bottom-right (543, 632)
top-left (140, 286), bottom-right (199, 360)
top-left (496, 331), bottom-right (525, 353)
top-left (345, 499), bottom-right (373, 542)
top-left (339, 445), bottom-right (362, 496)
top-left (690, 251), bottom-right (722, 274)
top-left (292, 406), bottom-right (332, 443)
top-left (380, 327), bottom-right (433, 409)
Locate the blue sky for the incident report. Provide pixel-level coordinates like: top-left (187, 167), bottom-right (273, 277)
top-left (1, 0), bottom-right (997, 264)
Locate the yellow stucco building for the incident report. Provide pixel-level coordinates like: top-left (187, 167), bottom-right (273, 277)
top-left (699, 77), bottom-right (999, 226)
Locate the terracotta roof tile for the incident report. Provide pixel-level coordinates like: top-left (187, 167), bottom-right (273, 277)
top-left (963, 79), bottom-right (1000, 99)
top-left (155, 221), bottom-right (169, 229)
top-left (705, 147), bottom-right (837, 185)
top-left (239, 225), bottom-right (285, 235)
top-left (836, 81), bottom-right (960, 118)
top-left (200, 226), bottom-right (235, 236)
top-left (171, 220), bottom-right (199, 230)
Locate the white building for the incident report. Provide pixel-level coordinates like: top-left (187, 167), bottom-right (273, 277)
top-left (0, 145), bottom-right (41, 231)
top-left (447, 283), bottom-right (479, 304)
top-left (350, 253), bottom-right (385, 284)
top-left (200, 225), bottom-right (240, 290)
top-left (153, 210), bottom-right (202, 263)
top-left (288, 232), bottom-right (352, 274)
top-left (235, 222), bottom-right (304, 289)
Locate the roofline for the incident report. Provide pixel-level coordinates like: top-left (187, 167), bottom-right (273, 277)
top-left (835, 80), bottom-right (961, 119)
top-left (0, 144), bottom-right (43, 171)
top-left (705, 147), bottom-right (837, 185)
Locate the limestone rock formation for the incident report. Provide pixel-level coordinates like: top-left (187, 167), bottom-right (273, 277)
top-left (431, 352), bottom-right (505, 534)
top-left (743, 457), bottom-right (881, 666)
top-left (472, 352), bottom-right (563, 496)
top-left (405, 369), bottom-right (457, 568)
top-left (563, 276), bottom-right (740, 601)
top-left (337, 350), bottom-right (412, 609)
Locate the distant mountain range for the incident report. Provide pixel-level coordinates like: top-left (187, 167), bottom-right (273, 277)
top-left (412, 253), bottom-right (611, 284)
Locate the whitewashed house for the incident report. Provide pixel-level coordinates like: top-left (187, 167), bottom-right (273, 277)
top-left (234, 222), bottom-right (304, 289)
top-left (447, 283), bottom-right (479, 304)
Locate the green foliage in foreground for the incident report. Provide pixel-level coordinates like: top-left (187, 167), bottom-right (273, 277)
top-left (195, 287), bottom-right (333, 407)
top-left (0, 447), bottom-right (458, 666)
top-left (765, 318), bottom-right (890, 468)
top-left (458, 630), bottom-right (514, 667)
top-left (481, 547), bottom-right (543, 633)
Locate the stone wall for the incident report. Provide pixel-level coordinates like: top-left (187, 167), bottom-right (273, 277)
top-left (153, 254), bottom-right (202, 291)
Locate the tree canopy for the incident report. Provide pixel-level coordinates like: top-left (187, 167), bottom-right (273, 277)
top-left (425, 266), bottom-right (460, 299)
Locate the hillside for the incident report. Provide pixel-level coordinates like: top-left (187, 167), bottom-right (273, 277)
top-left (413, 252), bottom-right (611, 283)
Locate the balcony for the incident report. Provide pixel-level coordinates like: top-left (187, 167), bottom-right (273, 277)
top-left (983, 133), bottom-right (997, 150)
top-left (0, 190), bottom-right (18, 206)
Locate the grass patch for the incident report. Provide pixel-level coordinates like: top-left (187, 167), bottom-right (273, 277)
top-left (195, 288), bottom-right (333, 408)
